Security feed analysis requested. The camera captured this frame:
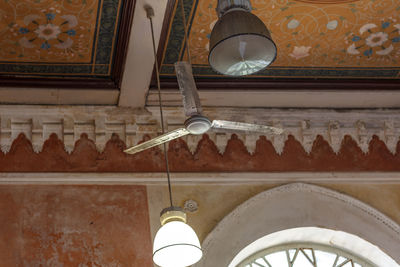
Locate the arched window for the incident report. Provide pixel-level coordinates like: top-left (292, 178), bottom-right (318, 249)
top-left (196, 183), bottom-right (400, 267)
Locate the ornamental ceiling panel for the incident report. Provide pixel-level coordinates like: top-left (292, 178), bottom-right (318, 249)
top-left (0, 0), bottom-right (133, 88)
top-left (159, 0), bottom-right (400, 80)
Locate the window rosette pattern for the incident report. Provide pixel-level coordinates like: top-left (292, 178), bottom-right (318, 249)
top-left (238, 243), bottom-right (374, 267)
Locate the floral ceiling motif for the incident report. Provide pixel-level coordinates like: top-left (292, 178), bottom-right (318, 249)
top-left (3, 1), bottom-right (95, 63)
top-left (347, 21), bottom-right (400, 58)
top-left (0, 0), bottom-right (122, 77)
top-left (160, 0), bottom-right (400, 79)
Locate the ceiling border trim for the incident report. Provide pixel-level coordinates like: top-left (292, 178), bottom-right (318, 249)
top-left (157, 78), bottom-right (400, 91)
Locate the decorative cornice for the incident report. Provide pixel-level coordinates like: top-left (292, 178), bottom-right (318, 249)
top-left (0, 105), bottom-right (400, 172)
top-left (1, 105), bottom-right (399, 154)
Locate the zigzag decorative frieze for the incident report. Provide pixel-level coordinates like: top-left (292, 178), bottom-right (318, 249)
top-left (0, 106), bottom-right (399, 155)
top-left (1, 131), bottom-right (400, 172)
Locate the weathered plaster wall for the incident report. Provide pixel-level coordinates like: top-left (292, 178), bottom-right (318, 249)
top-left (147, 184), bottom-right (400, 242)
top-left (1, 106), bottom-right (400, 266)
top-left (0, 185), bottom-right (153, 266)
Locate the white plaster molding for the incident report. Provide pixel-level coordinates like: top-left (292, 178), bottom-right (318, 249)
top-left (300, 120), bottom-right (316, 153)
top-left (215, 133), bottom-right (229, 154)
top-left (186, 134), bottom-right (203, 154)
top-left (1, 172), bottom-right (400, 184)
top-left (0, 88), bottom-right (119, 105)
top-left (147, 89), bottom-right (400, 109)
top-left (328, 120), bottom-right (342, 153)
top-left (197, 183), bottom-right (400, 267)
top-left (244, 134), bottom-right (260, 154)
top-left (0, 105), bottom-right (399, 154)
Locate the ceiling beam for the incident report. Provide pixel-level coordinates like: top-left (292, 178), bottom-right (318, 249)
top-left (0, 88), bottom-right (119, 105)
top-left (118, 0), bottom-right (170, 108)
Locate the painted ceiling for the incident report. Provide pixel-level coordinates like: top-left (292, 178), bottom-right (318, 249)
top-left (160, 0), bottom-right (400, 79)
top-left (0, 0), bottom-right (122, 79)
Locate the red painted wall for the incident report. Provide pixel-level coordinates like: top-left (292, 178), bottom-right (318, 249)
top-left (0, 133), bottom-right (399, 172)
top-left (0, 185), bottom-right (153, 266)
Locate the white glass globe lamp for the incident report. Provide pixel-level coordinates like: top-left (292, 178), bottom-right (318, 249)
top-left (153, 207), bottom-right (202, 267)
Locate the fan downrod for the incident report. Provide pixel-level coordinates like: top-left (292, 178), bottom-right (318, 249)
top-left (184, 115), bottom-right (212, 135)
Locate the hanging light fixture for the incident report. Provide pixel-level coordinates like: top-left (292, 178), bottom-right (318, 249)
top-left (153, 207), bottom-right (202, 267)
top-left (208, 0), bottom-right (277, 76)
top-left (143, 4), bottom-right (202, 267)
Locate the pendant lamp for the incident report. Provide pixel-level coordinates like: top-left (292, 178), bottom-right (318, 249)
top-left (153, 207), bottom-right (202, 267)
top-left (208, 0), bottom-right (277, 76)
top-left (143, 4), bottom-right (202, 267)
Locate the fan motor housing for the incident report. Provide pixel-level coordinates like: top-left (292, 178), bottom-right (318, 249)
top-left (185, 116), bottom-right (212, 135)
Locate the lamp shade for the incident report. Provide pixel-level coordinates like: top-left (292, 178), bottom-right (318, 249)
top-left (153, 220), bottom-right (203, 267)
top-left (208, 10), bottom-right (277, 76)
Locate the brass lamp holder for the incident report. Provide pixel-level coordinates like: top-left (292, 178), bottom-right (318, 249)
top-left (160, 206), bottom-right (187, 225)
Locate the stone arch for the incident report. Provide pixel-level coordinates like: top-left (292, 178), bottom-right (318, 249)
top-left (195, 183), bottom-right (400, 267)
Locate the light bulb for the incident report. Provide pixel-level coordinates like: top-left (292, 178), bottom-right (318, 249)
top-left (210, 35), bottom-right (276, 76)
top-left (209, 9), bottom-right (277, 77)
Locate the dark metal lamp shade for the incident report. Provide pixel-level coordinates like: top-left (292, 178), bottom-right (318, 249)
top-left (208, 10), bottom-right (277, 77)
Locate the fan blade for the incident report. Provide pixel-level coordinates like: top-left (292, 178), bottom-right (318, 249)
top-left (124, 128), bottom-right (190, 155)
top-left (211, 120), bottom-right (284, 135)
top-left (175, 61), bottom-right (203, 117)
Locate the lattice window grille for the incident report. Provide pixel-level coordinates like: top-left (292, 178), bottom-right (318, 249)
top-left (237, 243), bottom-right (375, 267)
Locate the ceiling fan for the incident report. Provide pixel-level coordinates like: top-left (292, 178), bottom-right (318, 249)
top-left (124, 61), bottom-right (284, 155)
